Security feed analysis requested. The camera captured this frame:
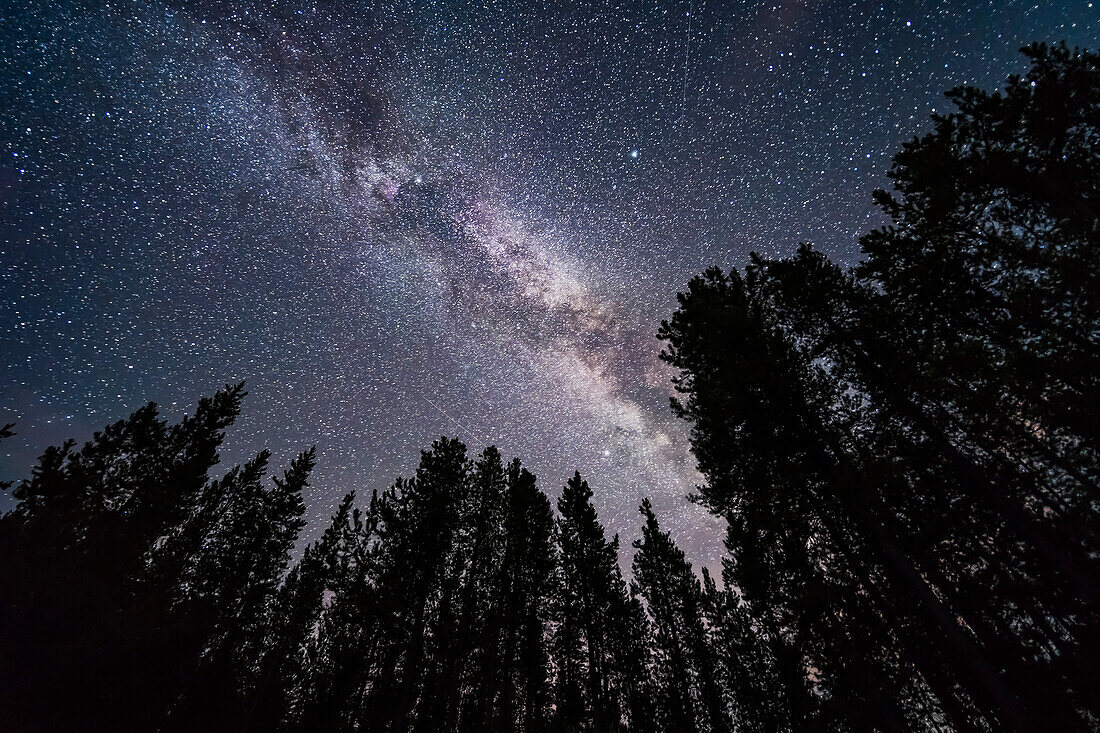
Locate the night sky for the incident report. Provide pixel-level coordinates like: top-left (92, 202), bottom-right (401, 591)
top-left (2, 1), bottom-right (1096, 570)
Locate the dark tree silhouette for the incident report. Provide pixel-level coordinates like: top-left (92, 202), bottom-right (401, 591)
top-left (276, 441), bottom-right (565, 732)
top-left (659, 42), bottom-right (1099, 732)
top-left (482, 458), bottom-right (558, 730)
top-left (631, 499), bottom-right (729, 732)
top-left (554, 472), bottom-right (654, 732)
top-left (0, 384), bottom-right (317, 732)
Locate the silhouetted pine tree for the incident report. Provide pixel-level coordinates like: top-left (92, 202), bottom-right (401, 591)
top-left (0, 386), bottom-right (239, 730)
top-left (422, 452), bottom-right (560, 732)
top-left (243, 491), bottom-right (357, 732)
top-left (288, 440), bottom-right (563, 733)
top-left (631, 499), bottom-right (729, 732)
top-left (660, 42), bottom-right (1099, 732)
top-left (479, 458), bottom-right (558, 730)
top-left (152, 445), bottom-right (314, 729)
top-left (553, 472), bottom-right (654, 732)
top-left (757, 43), bottom-right (1099, 728)
top-left (852, 43), bottom-right (1099, 724)
top-left (287, 487), bottom-right (379, 732)
top-left (312, 437), bottom-right (470, 731)
top-left (0, 384), bottom-right (318, 732)
top-left (698, 569), bottom-right (788, 733)
top-left (424, 446), bottom-right (511, 730)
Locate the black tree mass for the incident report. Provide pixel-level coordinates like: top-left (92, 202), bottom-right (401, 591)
top-left (2, 2), bottom-right (1099, 731)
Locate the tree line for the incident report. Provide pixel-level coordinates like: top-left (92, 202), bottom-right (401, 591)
top-left (0, 389), bottom-right (723, 732)
top-left (1, 42), bottom-right (1097, 731)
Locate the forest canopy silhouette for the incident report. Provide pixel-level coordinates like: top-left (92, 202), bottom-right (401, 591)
top-left (1, 42), bottom-right (1097, 732)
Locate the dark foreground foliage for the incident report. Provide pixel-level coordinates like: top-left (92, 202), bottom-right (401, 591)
top-left (0, 393), bottom-right (695, 732)
top-left (659, 42), bottom-right (1099, 731)
top-left (1, 43), bottom-right (1096, 731)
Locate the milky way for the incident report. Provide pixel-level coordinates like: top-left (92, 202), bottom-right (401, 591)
top-left (2, 1), bottom-right (1096, 571)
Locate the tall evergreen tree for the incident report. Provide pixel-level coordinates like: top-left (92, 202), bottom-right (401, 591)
top-left (287, 487), bottom-right (379, 732)
top-left (244, 491), bottom-right (357, 732)
top-left (160, 446), bottom-right (315, 729)
top-left (698, 569), bottom-right (789, 733)
top-left (0, 386), bottom-right (240, 731)
top-left (659, 43), bottom-right (1100, 731)
top-left (631, 499), bottom-right (729, 733)
top-left (289, 439), bottom-right (563, 733)
top-left (475, 458), bottom-right (558, 731)
top-left (554, 472), bottom-right (654, 732)
top-left (342, 437), bottom-right (471, 731)
top-left (0, 384), bottom-right (318, 732)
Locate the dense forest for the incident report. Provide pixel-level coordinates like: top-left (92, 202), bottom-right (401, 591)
top-left (1, 42), bottom-right (1097, 731)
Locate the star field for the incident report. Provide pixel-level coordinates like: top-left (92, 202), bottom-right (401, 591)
top-left (2, 1), bottom-right (1097, 571)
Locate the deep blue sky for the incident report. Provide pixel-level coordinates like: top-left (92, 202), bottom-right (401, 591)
top-left (2, 0), bottom-right (1096, 570)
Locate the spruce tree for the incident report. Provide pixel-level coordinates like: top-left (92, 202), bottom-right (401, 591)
top-left (659, 43), bottom-right (1100, 731)
top-left (244, 492), bottom-right (357, 732)
top-left (554, 472), bottom-right (654, 732)
top-left (288, 488), bottom-right (379, 732)
top-left (0, 384), bottom-right (320, 732)
top-left (631, 499), bottom-right (729, 732)
top-left (477, 458), bottom-right (558, 731)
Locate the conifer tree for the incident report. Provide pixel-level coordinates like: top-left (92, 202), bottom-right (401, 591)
top-left (0, 384), bottom-right (320, 732)
top-left (290, 440), bottom-right (563, 733)
top-left (699, 569), bottom-right (788, 733)
top-left (244, 492), bottom-right (357, 732)
top-left (164, 447), bottom-right (315, 728)
top-left (287, 488), bottom-right (379, 732)
top-left (659, 43), bottom-right (1100, 731)
top-left (0, 385), bottom-right (244, 731)
top-left (476, 458), bottom-right (558, 731)
top-left (631, 499), bottom-right (729, 732)
top-left (554, 472), bottom-right (654, 732)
